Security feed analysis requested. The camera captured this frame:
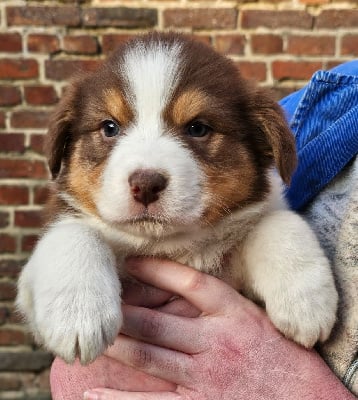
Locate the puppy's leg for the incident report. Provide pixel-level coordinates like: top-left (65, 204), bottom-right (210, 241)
top-left (237, 210), bottom-right (338, 347)
top-left (16, 218), bottom-right (122, 364)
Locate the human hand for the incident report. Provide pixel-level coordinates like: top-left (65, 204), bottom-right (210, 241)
top-left (83, 258), bottom-right (354, 400)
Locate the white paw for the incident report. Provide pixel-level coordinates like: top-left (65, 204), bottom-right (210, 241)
top-left (266, 283), bottom-right (338, 348)
top-left (33, 286), bottom-right (122, 364)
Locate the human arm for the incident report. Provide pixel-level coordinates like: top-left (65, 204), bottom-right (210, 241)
top-left (83, 258), bottom-right (355, 400)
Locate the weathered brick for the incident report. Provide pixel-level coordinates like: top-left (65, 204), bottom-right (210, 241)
top-left (241, 10), bottom-right (313, 29)
top-left (33, 185), bottom-right (49, 205)
top-left (0, 351), bottom-right (53, 372)
top-left (0, 133), bottom-right (25, 153)
top-left (30, 134), bottom-right (45, 155)
top-left (10, 110), bottom-right (51, 129)
top-left (0, 159), bottom-right (48, 179)
top-left (236, 61), bottom-right (267, 82)
top-left (341, 35), bottom-right (358, 56)
top-left (0, 234), bottom-right (16, 253)
top-left (287, 35), bottom-right (335, 56)
top-left (0, 373), bottom-right (21, 390)
top-left (0, 259), bottom-right (23, 278)
top-left (6, 6), bottom-right (81, 27)
top-left (45, 59), bottom-right (101, 81)
top-left (0, 186), bottom-right (29, 205)
top-left (0, 33), bottom-right (22, 53)
top-left (0, 281), bottom-right (16, 300)
top-left (0, 329), bottom-right (28, 346)
top-left (215, 34), bottom-right (245, 55)
top-left (164, 8), bottom-right (238, 30)
top-left (0, 307), bottom-right (8, 325)
top-left (24, 85), bottom-right (58, 106)
top-left (251, 34), bottom-right (283, 54)
top-left (0, 111), bottom-right (5, 128)
top-left (102, 34), bottom-right (134, 54)
top-left (272, 61), bottom-right (322, 80)
top-left (82, 7), bottom-right (157, 28)
top-left (27, 34), bottom-right (60, 54)
top-left (316, 10), bottom-right (358, 29)
top-left (0, 211), bottom-right (10, 228)
top-left (0, 86), bottom-right (22, 106)
top-left (63, 35), bottom-right (98, 55)
top-left (15, 210), bottom-right (43, 228)
top-left (0, 59), bottom-right (38, 80)
top-left (22, 234), bottom-right (39, 252)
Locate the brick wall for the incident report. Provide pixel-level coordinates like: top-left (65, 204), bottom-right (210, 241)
top-left (0, 0), bottom-right (357, 398)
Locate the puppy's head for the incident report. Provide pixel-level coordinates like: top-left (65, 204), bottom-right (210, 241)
top-left (46, 32), bottom-right (296, 236)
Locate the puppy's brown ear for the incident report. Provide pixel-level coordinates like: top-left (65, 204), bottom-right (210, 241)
top-left (45, 83), bottom-right (78, 180)
top-left (253, 88), bottom-right (297, 185)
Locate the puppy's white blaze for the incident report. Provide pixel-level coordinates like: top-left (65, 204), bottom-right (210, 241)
top-left (121, 40), bottom-right (183, 138)
top-left (96, 132), bottom-right (205, 228)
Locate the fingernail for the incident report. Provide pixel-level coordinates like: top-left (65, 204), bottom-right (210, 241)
top-left (83, 391), bottom-right (100, 400)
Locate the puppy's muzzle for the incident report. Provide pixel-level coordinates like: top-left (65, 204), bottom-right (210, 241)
top-left (128, 169), bottom-right (168, 207)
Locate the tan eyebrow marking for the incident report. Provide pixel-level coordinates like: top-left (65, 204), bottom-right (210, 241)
top-left (103, 88), bottom-right (134, 126)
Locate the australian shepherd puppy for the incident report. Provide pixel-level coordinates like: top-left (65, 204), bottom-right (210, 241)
top-left (16, 32), bottom-right (338, 364)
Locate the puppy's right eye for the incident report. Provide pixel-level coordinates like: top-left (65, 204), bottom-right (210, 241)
top-left (101, 120), bottom-right (120, 138)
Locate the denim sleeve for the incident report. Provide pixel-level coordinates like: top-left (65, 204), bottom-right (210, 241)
top-left (279, 61), bottom-right (358, 211)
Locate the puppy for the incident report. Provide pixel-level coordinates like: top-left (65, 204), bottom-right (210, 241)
top-left (16, 32), bottom-right (338, 364)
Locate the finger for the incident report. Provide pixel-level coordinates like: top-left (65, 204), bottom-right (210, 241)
top-left (105, 335), bottom-right (191, 386)
top-left (157, 298), bottom-right (201, 317)
top-left (121, 305), bottom-right (206, 353)
top-left (126, 258), bottom-right (244, 314)
top-left (122, 280), bottom-right (173, 308)
top-left (84, 389), bottom-right (181, 400)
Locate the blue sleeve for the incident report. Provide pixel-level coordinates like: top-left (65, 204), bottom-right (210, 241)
top-left (279, 60), bottom-right (358, 210)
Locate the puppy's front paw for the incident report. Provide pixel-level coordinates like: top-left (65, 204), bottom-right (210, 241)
top-left (266, 281), bottom-right (338, 348)
top-left (34, 287), bottom-right (122, 364)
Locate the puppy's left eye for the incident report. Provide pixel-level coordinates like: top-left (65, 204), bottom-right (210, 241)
top-left (101, 120), bottom-right (120, 138)
top-left (186, 122), bottom-right (212, 138)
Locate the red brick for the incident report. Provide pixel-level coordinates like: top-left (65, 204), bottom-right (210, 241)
top-left (0, 186), bottom-right (29, 205)
top-left (0, 112), bottom-right (5, 128)
top-left (272, 61), bottom-right (322, 81)
top-left (0, 329), bottom-right (28, 345)
top-left (0, 373), bottom-right (21, 390)
top-left (215, 34), bottom-right (245, 55)
top-left (341, 35), bottom-right (358, 56)
top-left (0, 159), bottom-right (48, 179)
top-left (241, 10), bottom-right (313, 29)
top-left (316, 10), bottom-right (358, 29)
top-left (15, 210), bottom-right (43, 228)
top-left (0, 259), bottom-right (23, 279)
top-left (33, 185), bottom-right (49, 205)
top-left (63, 35), bottom-right (98, 55)
top-left (251, 34), bottom-right (283, 54)
top-left (0, 211), bottom-right (10, 228)
top-left (24, 85), bottom-right (58, 106)
top-left (164, 8), bottom-right (238, 30)
top-left (6, 6), bottom-right (81, 26)
top-left (0, 133), bottom-right (25, 153)
top-left (0, 234), bottom-right (16, 253)
top-left (0, 307), bottom-right (8, 325)
top-left (10, 110), bottom-right (51, 129)
top-left (0, 59), bottom-right (38, 80)
top-left (0, 33), bottom-right (22, 52)
top-left (0, 282), bottom-right (16, 300)
top-left (45, 59), bottom-right (101, 81)
top-left (287, 35), bottom-right (335, 56)
top-left (22, 234), bottom-right (39, 252)
top-left (236, 62), bottom-right (267, 82)
top-left (30, 134), bottom-right (45, 155)
top-left (27, 34), bottom-right (60, 54)
top-left (102, 34), bottom-right (134, 54)
top-left (0, 86), bottom-right (21, 106)
top-left (82, 7), bottom-right (157, 28)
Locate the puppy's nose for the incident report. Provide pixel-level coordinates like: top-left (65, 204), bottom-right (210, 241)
top-left (128, 169), bottom-right (168, 207)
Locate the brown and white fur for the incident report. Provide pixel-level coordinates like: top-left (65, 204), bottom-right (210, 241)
top-left (16, 33), bottom-right (338, 365)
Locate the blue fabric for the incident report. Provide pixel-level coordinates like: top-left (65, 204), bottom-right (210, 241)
top-left (279, 61), bottom-right (358, 210)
